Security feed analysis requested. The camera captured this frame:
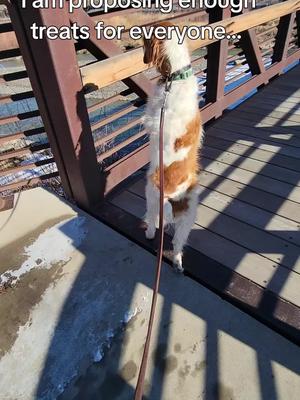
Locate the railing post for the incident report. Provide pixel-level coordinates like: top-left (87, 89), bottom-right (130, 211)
top-left (205, 7), bottom-right (231, 117)
top-left (239, 30), bottom-right (265, 75)
top-left (296, 11), bottom-right (300, 48)
top-left (273, 13), bottom-right (295, 63)
top-left (237, 5), bottom-right (266, 85)
top-left (7, 1), bottom-right (104, 211)
top-left (69, 8), bottom-right (153, 101)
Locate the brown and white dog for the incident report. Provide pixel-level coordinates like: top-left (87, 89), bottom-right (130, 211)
top-left (143, 22), bottom-right (204, 271)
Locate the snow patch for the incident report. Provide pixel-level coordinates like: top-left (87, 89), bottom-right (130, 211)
top-left (92, 294), bottom-right (151, 364)
top-left (123, 307), bottom-right (139, 324)
top-left (94, 348), bottom-right (104, 363)
top-left (93, 307), bottom-right (140, 363)
top-left (0, 216), bottom-right (87, 285)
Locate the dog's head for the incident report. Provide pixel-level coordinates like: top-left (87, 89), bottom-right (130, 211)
top-left (143, 22), bottom-right (174, 77)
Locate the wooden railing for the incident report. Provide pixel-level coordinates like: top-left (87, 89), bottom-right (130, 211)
top-left (81, 0), bottom-right (300, 88)
top-left (0, 0), bottom-right (299, 211)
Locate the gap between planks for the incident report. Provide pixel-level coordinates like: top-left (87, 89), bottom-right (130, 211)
top-left (202, 144), bottom-right (300, 186)
top-left (208, 127), bottom-right (300, 159)
top-left (204, 135), bottom-right (300, 173)
top-left (110, 186), bottom-right (300, 308)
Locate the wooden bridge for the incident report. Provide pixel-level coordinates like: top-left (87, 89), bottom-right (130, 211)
top-left (0, 0), bottom-right (300, 357)
top-left (102, 65), bottom-right (300, 344)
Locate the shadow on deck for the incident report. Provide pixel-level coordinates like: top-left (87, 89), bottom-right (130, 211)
top-left (98, 64), bottom-right (300, 342)
top-left (1, 65), bottom-right (300, 400)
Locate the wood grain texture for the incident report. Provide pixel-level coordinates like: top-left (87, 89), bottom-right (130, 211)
top-left (94, 200), bottom-right (300, 345)
top-left (106, 65), bottom-right (300, 311)
top-left (81, 0), bottom-right (300, 88)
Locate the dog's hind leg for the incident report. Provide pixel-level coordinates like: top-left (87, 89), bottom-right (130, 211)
top-left (144, 181), bottom-right (159, 240)
top-left (172, 188), bottom-right (199, 271)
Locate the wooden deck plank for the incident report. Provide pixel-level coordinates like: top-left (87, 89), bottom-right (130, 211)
top-left (208, 127), bottom-right (300, 159)
top-left (202, 156), bottom-right (300, 203)
top-left (96, 200), bottom-right (300, 345)
top-left (127, 172), bottom-right (300, 230)
top-left (230, 114), bottom-right (300, 131)
top-left (110, 189), bottom-right (300, 307)
top-left (238, 98), bottom-right (300, 113)
top-left (239, 99), bottom-right (300, 115)
top-left (234, 106), bottom-right (300, 125)
top-left (268, 81), bottom-right (300, 91)
top-left (270, 82), bottom-right (300, 93)
top-left (200, 171), bottom-right (300, 224)
top-left (202, 145), bottom-right (300, 186)
top-left (106, 65), bottom-right (300, 338)
top-left (264, 77), bottom-right (300, 90)
top-left (195, 204), bottom-right (300, 272)
top-left (253, 92), bottom-right (300, 105)
top-left (128, 178), bottom-right (300, 246)
top-left (224, 104), bottom-right (300, 125)
top-left (205, 135), bottom-right (300, 173)
top-left (265, 86), bottom-right (300, 98)
top-left (275, 65), bottom-right (300, 79)
top-left (198, 187), bottom-right (300, 245)
top-left (216, 119), bottom-right (300, 146)
top-left (127, 179), bottom-right (300, 273)
top-left (131, 171), bottom-right (300, 226)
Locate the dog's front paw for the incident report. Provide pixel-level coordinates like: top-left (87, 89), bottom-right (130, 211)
top-left (173, 253), bottom-right (184, 273)
top-left (145, 226), bottom-right (156, 240)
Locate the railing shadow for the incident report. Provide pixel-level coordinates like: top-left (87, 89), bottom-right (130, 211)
top-left (33, 210), bottom-right (300, 400)
top-left (191, 65), bottom-right (300, 400)
top-left (32, 66), bottom-right (300, 399)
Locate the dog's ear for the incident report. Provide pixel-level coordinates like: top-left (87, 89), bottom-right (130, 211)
top-left (142, 29), bottom-right (170, 76)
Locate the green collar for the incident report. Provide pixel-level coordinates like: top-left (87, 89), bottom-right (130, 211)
top-left (170, 64), bottom-right (193, 81)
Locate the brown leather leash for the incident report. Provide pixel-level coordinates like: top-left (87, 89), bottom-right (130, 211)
top-left (134, 78), bottom-right (173, 400)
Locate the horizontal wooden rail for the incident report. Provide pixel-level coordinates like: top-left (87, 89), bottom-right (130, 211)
top-left (98, 128), bottom-right (147, 162)
top-left (262, 48), bottom-right (274, 57)
top-left (94, 116), bottom-right (142, 147)
top-left (227, 52), bottom-right (244, 64)
top-left (88, 94), bottom-right (124, 113)
top-left (0, 171), bottom-right (58, 193)
top-left (0, 109), bottom-right (39, 125)
top-left (104, 142), bottom-right (149, 194)
top-left (91, 103), bottom-right (138, 131)
top-left (81, 0), bottom-right (300, 89)
top-left (101, 46), bottom-right (300, 192)
top-left (0, 127), bottom-right (44, 145)
top-left (225, 71), bottom-right (248, 86)
top-left (0, 31), bottom-right (18, 52)
top-left (0, 142), bottom-right (49, 161)
top-left (89, 5), bottom-right (138, 22)
top-left (1, 1), bottom-right (299, 199)
top-left (0, 157), bottom-right (55, 177)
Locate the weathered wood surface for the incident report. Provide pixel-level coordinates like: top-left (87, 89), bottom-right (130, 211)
top-left (109, 64), bottom-right (300, 311)
top-left (81, 0), bottom-right (300, 89)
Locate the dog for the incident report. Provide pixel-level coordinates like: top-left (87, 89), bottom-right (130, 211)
top-left (143, 22), bottom-right (203, 271)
